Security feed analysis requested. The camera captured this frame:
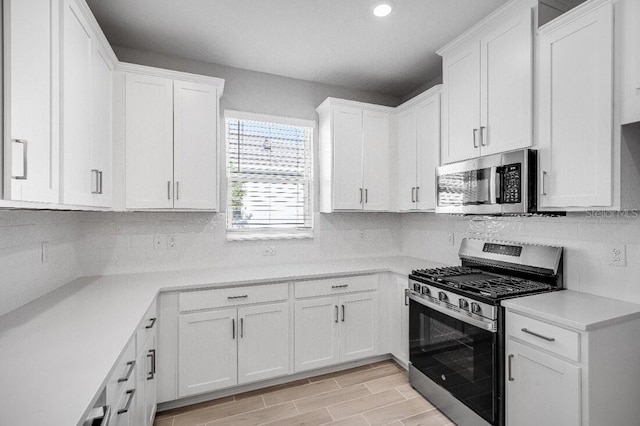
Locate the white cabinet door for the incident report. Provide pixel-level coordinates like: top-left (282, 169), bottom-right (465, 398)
top-left (125, 73), bottom-right (174, 209)
top-left (238, 302), bottom-right (290, 384)
top-left (362, 111), bottom-right (390, 211)
top-left (142, 334), bottom-right (157, 426)
top-left (332, 106), bottom-right (363, 210)
top-left (479, 8), bottom-right (533, 157)
top-left (111, 390), bottom-right (135, 426)
top-left (61, 0), bottom-right (93, 206)
top-left (441, 41), bottom-right (481, 164)
top-left (415, 94), bottom-right (440, 211)
top-left (340, 292), bottom-right (378, 362)
top-left (538, 2), bottom-right (613, 208)
top-left (294, 297), bottom-right (340, 372)
top-left (5, 0), bottom-right (59, 203)
top-left (397, 108), bottom-right (417, 211)
top-left (91, 45), bottom-right (113, 207)
top-left (174, 80), bottom-right (218, 210)
top-left (506, 339), bottom-right (581, 426)
top-left (178, 309), bottom-right (238, 397)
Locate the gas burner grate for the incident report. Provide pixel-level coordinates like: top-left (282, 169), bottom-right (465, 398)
top-left (411, 266), bottom-right (482, 279)
top-left (458, 277), bottom-right (552, 298)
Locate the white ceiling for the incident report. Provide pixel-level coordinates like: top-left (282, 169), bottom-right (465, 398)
top-left (86, 0), bottom-right (508, 98)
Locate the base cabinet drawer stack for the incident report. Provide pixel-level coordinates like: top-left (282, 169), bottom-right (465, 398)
top-left (177, 283), bottom-right (291, 397)
top-left (294, 275), bottom-right (379, 372)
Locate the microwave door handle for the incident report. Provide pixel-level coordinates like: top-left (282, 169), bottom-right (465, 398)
top-left (489, 166), bottom-right (499, 204)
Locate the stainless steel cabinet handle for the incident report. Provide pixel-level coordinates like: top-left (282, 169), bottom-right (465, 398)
top-left (98, 170), bottom-right (103, 195)
top-left (176, 181), bottom-right (180, 200)
top-left (12, 139), bottom-right (28, 180)
top-left (365, 189), bottom-right (368, 203)
top-left (521, 328), bottom-right (555, 342)
top-left (91, 169), bottom-right (100, 194)
top-left (404, 289), bottom-right (410, 306)
top-left (359, 188), bottom-right (363, 204)
top-left (117, 389), bottom-right (135, 415)
top-left (145, 317), bottom-right (156, 329)
top-left (228, 295), bottom-right (249, 300)
top-left (411, 187), bottom-right (415, 203)
top-left (167, 181), bottom-right (171, 200)
top-left (415, 187), bottom-right (420, 203)
top-left (117, 360), bottom-right (136, 383)
top-left (473, 129), bottom-right (478, 148)
top-left (240, 318), bottom-right (244, 338)
top-left (480, 126), bottom-right (487, 146)
top-left (147, 349), bottom-right (156, 380)
top-left (335, 305), bottom-right (339, 323)
top-left (232, 318), bottom-right (235, 339)
top-left (541, 171), bottom-right (548, 196)
top-left (341, 304), bottom-right (345, 322)
top-left (331, 284), bottom-right (348, 289)
top-left (508, 354), bottom-right (514, 381)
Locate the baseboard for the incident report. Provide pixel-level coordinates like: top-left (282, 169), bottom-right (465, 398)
top-left (158, 354), bottom-right (394, 413)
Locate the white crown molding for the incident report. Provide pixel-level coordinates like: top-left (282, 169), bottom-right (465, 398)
top-left (75, 0), bottom-right (118, 65)
top-left (395, 84), bottom-right (442, 112)
top-left (436, 0), bottom-right (536, 57)
top-left (538, 0), bottom-right (612, 33)
top-left (115, 62), bottom-right (226, 95)
top-left (316, 97), bottom-right (396, 115)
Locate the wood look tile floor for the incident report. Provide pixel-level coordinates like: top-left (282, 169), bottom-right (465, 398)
top-left (154, 360), bottom-right (457, 426)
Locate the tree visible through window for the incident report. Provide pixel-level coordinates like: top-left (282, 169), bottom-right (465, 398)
top-left (225, 112), bottom-right (313, 239)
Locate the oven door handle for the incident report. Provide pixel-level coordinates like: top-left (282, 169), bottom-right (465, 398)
top-left (408, 291), bottom-right (497, 333)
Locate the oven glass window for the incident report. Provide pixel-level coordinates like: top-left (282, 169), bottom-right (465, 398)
top-left (437, 168), bottom-right (492, 207)
top-left (410, 300), bottom-right (496, 424)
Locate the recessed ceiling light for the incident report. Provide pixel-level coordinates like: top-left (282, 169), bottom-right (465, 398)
top-left (373, 3), bottom-right (393, 17)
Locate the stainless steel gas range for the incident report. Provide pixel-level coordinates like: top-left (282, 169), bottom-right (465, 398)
top-left (407, 238), bottom-right (563, 426)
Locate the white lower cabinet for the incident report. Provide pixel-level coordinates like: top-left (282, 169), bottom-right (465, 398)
top-left (295, 289), bottom-right (378, 372)
top-left (506, 340), bottom-right (581, 426)
top-left (178, 300), bottom-right (290, 398)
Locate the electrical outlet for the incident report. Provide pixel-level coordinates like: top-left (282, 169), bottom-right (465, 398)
top-left (153, 235), bottom-right (165, 250)
top-left (263, 246), bottom-right (276, 256)
top-left (167, 235), bottom-right (177, 250)
top-left (41, 242), bottom-right (49, 264)
top-left (609, 244), bottom-right (626, 267)
top-left (360, 230), bottom-right (366, 239)
top-left (447, 233), bottom-right (455, 247)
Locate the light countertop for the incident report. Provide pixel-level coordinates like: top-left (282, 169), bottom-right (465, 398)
top-left (0, 256), bottom-right (437, 426)
top-left (502, 290), bottom-right (640, 331)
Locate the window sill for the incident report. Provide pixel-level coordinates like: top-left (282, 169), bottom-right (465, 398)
top-left (226, 230), bottom-right (314, 241)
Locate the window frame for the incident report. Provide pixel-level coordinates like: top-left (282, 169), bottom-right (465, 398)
top-left (224, 110), bottom-right (315, 241)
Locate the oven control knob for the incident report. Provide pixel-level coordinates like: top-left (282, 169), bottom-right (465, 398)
top-left (438, 292), bottom-right (448, 303)
top-left (471, 302), bottom-right (482, 315)
top-left (458, 299), bottom-right (469, 310)
top-left (421, 286), bottom-right (431, 296)
top-left (413, 283), bottom-right (421, 292)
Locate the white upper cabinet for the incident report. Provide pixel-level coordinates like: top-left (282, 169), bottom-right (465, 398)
top-left (317, 99), bottom-right (392, 212)
top-left (4, 0), bottom-right (60, 203)
top-left (537, 0), bottom-right (613, 208)
top-left (439, 2), bottom-right (534, 164)
top-left (396, 87), bottom-right (441, 211)
top-left (173, 81), bottom-right (219, 210)
top-left (61, 0), bottom-right (115, 208)
top-left (620, 0), bottom-right (640, 124)
top-left (120, 65), bottom-right (224, 211)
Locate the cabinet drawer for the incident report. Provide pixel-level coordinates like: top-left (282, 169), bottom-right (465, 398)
top-left (136, 299), bottom-right (158, 353)
top-left (507, 311), bottom-right (580, 362)
top-left (179, 283), bottom-right (289, 312)
top-left (106, 336), bottom-right (136, 408)
top-left (295, 275), bottom-right (378, 299)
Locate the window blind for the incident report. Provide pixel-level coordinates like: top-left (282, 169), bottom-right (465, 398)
top-left (226, 114), bottom-right (313, 238)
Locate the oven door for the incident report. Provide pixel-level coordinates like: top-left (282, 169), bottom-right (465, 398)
top-left (409, 298), bottom-right (498, 425)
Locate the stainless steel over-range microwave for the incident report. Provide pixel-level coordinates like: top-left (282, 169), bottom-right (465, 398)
top-left (436, 149), bottom-right (537, 215)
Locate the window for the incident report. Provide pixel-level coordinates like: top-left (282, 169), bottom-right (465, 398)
top-left (225, 111), bottom-right (314, 240)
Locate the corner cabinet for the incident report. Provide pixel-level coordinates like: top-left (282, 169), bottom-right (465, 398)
top-left (537, 0), bottom-right (640, 211)
top-left (3, 0), bottom-right (60, 203)
top-left (294, 275), bottom-right (379, 372)
top-left (116, 64), bottom-right (224, 211)
top-left (396, 86), bottom-right (441, 211)
top-left (317, 98), bottom-right (392, 212)
top-left (438, 2), bottom-right (534, 164)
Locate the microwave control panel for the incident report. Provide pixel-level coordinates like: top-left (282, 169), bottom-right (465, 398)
top-left (502, 163), bottom-right (521, 204)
